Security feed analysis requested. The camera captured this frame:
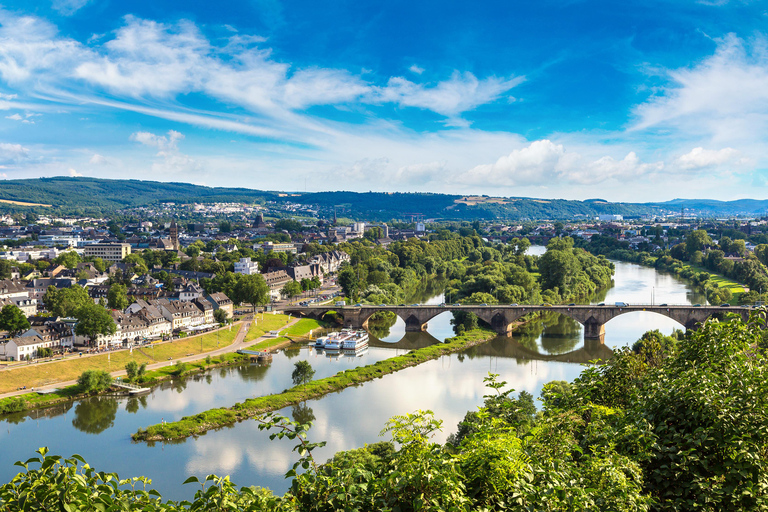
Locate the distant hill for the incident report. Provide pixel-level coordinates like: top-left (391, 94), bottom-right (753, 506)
top-left (0, 177), bottom-right (764, 220)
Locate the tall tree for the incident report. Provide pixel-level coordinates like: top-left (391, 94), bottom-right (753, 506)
top-left (282, 280), bottom-right (302, 299)
top-left (233, 273), bottom-right (270, 312)
top-left (107, 284), bottom-right (129, 310)
top-left (45, 285), bottom-right (91, 317)
top-left (0, 305), bottom-right (29, 337)
top-left (74, 302), bottom-right (117, 347)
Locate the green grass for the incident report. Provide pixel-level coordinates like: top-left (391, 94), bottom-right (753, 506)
top-left (683, 263), bottom-right (746, 304)
top-left (133, 327), bottom-right (497, 442)
top-left (0, 324), bottom-right (241, 395)
top-left (282, 318), bottom-right (326, 337)
top-left (243, 314), bottom-right (292, 342)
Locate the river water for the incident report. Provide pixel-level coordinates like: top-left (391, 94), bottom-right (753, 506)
top-left (0, 251), bottom-right (707, 500)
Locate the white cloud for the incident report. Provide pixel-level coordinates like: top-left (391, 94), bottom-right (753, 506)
top-left (0, 142), bottom-right (28, 163)
top-left (459, 140), bottom-right (664, 187)
top-left (675, 147), bottom-right (743, 170)
top-left (632, 34), bottom-right (768, 144)
top-left (5, 112), bottom-right (39, 124)
top-left (409, 64), bottom-right (424, 74)
top-left (68, 167), bottom-right (82, 176)
top-left (371, 71), bottom-right (524, 119)
top-left (89, 153), bottom-right (106, 165)
top-left (52, 0), bottom-right (92, 16)
top-left (130, 129), bottom-right (200, 174)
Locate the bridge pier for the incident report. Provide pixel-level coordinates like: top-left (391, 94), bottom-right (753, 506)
top-left (583, 318), bottom-right (605, 342)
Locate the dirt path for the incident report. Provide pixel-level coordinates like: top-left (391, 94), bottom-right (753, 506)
top-left (0, 317), bottom-right (302, 400)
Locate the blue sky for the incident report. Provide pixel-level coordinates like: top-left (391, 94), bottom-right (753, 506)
top-left (0, 0), bottom-right (765, 201)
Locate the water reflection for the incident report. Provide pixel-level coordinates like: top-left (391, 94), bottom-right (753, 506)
top-left (291, 402), bottom-right (315, 425)
top-left (125, 395), bottom-right (148, 414)
top-left (72, 396), bottom-right (119, 434)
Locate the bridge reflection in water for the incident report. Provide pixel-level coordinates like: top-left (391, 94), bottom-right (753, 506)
top-left (367, 326), bottom-right (614, 365)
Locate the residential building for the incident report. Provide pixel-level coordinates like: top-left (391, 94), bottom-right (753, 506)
top-left (206, 292), bottom-right (234, 318)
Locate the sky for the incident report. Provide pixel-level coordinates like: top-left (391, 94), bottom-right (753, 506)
top-left (0, 0), bottom-right (765, 202)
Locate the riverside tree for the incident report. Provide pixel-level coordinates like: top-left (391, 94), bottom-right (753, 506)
top-left (74, 302), bottom-right (117, 347)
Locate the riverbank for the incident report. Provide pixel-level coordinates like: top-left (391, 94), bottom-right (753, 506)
top-left (0, 315), bottom-right (301, 415)
top-left (132, 326), bottom-right (498, 442)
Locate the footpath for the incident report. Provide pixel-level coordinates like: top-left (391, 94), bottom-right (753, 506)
top-left (0, 316), bottom-right (301, 400)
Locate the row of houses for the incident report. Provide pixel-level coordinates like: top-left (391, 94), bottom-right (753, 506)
top-left (0, 292), bottom-right (234, 361)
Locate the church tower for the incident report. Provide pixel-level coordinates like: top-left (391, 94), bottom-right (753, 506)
top-left (170, 220), bottom-right (180, 251)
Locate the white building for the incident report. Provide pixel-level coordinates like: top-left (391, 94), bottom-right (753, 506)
top-left (597, 214), bottom-right (624, 222)
top-left (234, 257), bottom-right (260, 275)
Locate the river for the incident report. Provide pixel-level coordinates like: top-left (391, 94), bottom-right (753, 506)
top-left (0, 251), bottom-right (708, 500)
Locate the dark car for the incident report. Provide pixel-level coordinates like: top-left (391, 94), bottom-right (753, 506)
top-left (720, 303), bottom-right (731, 307)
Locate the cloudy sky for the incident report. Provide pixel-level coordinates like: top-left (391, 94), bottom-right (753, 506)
top-left (0, 0), bottom-right (765, 201)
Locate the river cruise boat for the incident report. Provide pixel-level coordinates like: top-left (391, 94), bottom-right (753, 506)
top-left (314, 336), bottom-right (330, 349)
top-left (341, 330), bottom-right (369, 350)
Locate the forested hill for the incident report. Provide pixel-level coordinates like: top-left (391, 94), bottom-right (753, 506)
top-left (0, 176), bottom-right (765, 220)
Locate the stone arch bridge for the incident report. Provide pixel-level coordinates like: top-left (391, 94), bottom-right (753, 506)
top-left (283, 304), bottom-right (752, 342)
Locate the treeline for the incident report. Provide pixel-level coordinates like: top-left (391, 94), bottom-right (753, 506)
top-left (579, 231), bottom-right (768, 304)
top-left (336, 234), bottom-right (613, 310)
top-left (5, 315), bottom-right (768, 510)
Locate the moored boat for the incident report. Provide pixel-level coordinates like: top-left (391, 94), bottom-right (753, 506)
top-left (341, 330), bottom-right (369, 350)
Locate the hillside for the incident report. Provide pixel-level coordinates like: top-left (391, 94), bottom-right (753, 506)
top-left (0, 177), bottom-right (765, 220)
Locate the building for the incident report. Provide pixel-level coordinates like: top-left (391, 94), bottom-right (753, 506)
top-left (1, 335), bottom-right (46, 361)
top-left (597, 214), bottom-right (624, 222)
top-left (234, 257), bottom-right (260, 275)
top-left (84, 243), bottom-right (132, 262)
top-left (253, 241), bottom-right (298, 254)
top-left (262, 270), bottom-right (293, 299)
top-left (206, 292), bottom-right (234, 318)
top-left (169, 221), bottom-right (180, 251)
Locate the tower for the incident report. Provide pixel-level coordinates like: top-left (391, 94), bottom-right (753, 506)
top-left (170, 220), bottom-right (179, 251)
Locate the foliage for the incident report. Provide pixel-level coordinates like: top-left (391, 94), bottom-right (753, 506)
top-left (0, 304), bottom-right (30, 337)
top-left (107, 283), bottom-right (129, 310)
top-left (125, 360), bottom-right (139, 382)
top-left (44, 284), bottom-right (91, 317)
top-left (291, 360), bottom-right (315, 393)
top-left (213, 308), bottom-right (228, 325)
top-left (76, 369), bottom-right (113, 393)
top-left (74, 302), bottom-right (117, 345)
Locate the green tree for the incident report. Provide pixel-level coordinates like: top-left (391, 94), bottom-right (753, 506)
top-left (74, 303), bottom-right (117, 347)
top-left (0, 304), bottom-right (29, 337)
top-left (107, 283), bottom-right (129, 310)
top-left (233, 273), bottom-right (270, 313)
top-left (685, 229), bottom-right (712, 257)
top-left (53, 250), bottom-right (81, 269)
top-left (125, 360), bottom-right (139, 382)
top-left (0, 259), bottom-right (11, 279)
top-left (44, 285), bottom-right (91, 317)
top-left (214, 308), bottom-right (229, 325)
top-left (76, 369), bottom-right (113, 393)
top-left (292, 360), bottom-right (315, 395)
top-left (281, 280), bottom-right (302, 300)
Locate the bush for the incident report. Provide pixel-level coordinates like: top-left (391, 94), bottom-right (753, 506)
top-left (0, 397), bottom-right (27, 414)
top-left (76, 370), bottom-right (113, 393)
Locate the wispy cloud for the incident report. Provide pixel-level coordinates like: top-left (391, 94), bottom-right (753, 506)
top-left (51, 0), bottom-right (92, 16)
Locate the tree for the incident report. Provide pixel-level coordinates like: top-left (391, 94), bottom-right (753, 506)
top-left (0, 259), bottom-right (11, 279)
top-left (125, 360), bottom-right (139, 382)
top-left (233, 273), bottom-right (270, 313)
top-left (685, 229), bottom-right (712, 257)
top-left (107, 284), bottom-right (129, 310)
top-left (214, 308), bottom-right (229, 325)
top-left (0, 305), bottom-right (29, 337)
top-left (76, 369), bottom-right (113, 393)
top-left (281, 280), bottom-right (302, 300)
top-left (292, 360), bottom-right (315, 396)
top-left (44, 285), bottom-right (91, 317)
top-left (74, 302), bottom-right (117, 347)
top-left (53, 250), bottom-right (81, 269)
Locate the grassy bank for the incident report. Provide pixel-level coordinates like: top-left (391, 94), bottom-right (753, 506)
top-left (0, 325), bottom-right (240, 394)
top-left (243, 314), bottom-right (292, 342)
top-left (133, 327), bottom-right (497, 442)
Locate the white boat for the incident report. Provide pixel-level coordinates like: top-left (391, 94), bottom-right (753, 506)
top-left (314, 336), bottom-right (329, 349)
top-left (341, 330), bottom-right (369, 350)
top-left (323, 332), bottom-right (348, 350)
